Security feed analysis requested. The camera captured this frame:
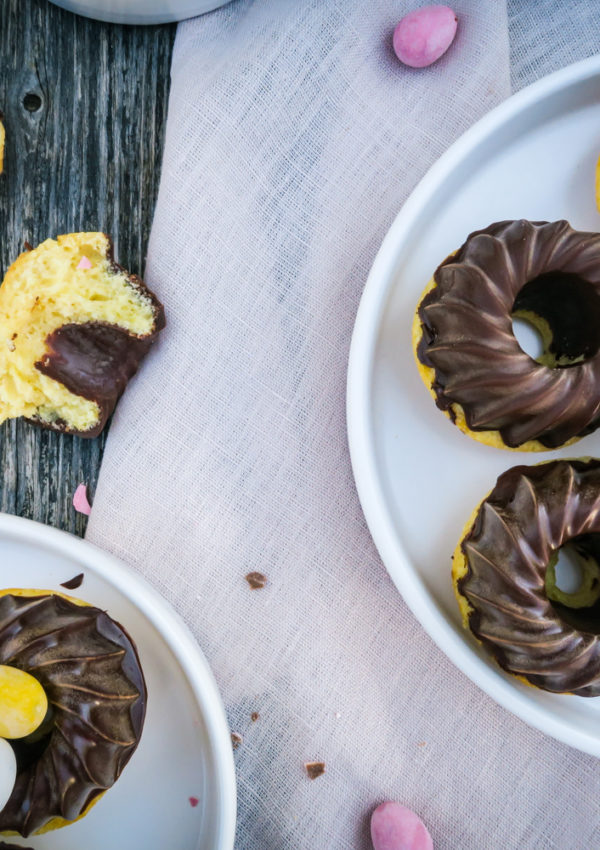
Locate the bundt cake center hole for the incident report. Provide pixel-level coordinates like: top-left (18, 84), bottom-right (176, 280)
top-left (9, 703), bottom-right (55, 772)
top-left (511, 271), bottom-right (600, 367)
top-left (546, 534), bottom-right (600, 634)
top-left (511, 316), bottom-right (544, 362)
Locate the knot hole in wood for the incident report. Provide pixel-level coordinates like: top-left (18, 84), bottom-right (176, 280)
top-left (22, 93), bottom-right (42, 112)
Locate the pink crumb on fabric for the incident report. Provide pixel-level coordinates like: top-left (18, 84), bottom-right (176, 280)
top-left (371, 802), bottom-right (433, 850)
top-left (73, 483), bottom-right (92, 516)
top-left (77, 256), bottom-right (93, 270)
top-left (189, 796), bottom-right (199, 808)
top-left (393, 5), bottom-right (458, 69)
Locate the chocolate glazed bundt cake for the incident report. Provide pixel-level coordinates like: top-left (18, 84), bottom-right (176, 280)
top-left (454, 459), bottom-right (600, 696)
top-left (414, 220), bottom-right (600, 450)
top-left (0, 233), bottom-right (165, 437)
top-left (0, 590), bottom-right (146, 837)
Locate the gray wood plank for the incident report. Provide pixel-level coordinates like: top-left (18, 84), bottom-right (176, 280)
top-left (0, 0), bottom-right (174, 536)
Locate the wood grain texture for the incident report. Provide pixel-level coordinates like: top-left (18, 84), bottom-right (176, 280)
top-left (0, 0), bottom-right (174, 535)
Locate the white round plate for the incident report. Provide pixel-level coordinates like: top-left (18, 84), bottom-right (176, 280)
top-left (0, 514), bottom-right (236, 849)
top-left (48, 0), bottom-right (231, 25)
top-left (347, 55), bottom-right (600, 757)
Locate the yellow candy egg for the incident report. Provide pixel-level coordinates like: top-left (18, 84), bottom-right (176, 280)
top-left (0, 665), bottom-right (48, 739)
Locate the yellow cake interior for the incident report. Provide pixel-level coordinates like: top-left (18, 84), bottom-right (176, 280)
top-left (0, 233), bottom-right (155, 432)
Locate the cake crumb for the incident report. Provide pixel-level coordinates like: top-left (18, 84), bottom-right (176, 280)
top-left (417, 741), bottom-right (427, 747)
top-left (304, 761), bottom-right (326, 780)
top-left (231, 732), bottom-right (243, 749)
top-left (245, 571), bottom-right (267, 590)
top-left (251, 711), bottom-right (259, 722)
top-left (61, 572), bottom-right (84, 590)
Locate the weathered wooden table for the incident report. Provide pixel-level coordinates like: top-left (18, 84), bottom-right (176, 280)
top-left (0, 0), bottom-right (175, 535)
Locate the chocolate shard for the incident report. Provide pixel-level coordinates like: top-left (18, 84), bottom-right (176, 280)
top-left (304, 761), bottom-right (326, 780)
top-left (60, 572), bottom-right (84, 590)
top-left (245, 571), bottom-right (267, 590)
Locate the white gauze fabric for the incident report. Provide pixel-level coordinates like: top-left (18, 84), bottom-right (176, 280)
top-left (87, 2), bottom-right (600, 847)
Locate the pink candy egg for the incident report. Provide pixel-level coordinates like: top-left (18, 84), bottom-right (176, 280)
top-left (393, 5), bottom-right (458, 68)
top-left (371, 802), bottom-right (434, 850)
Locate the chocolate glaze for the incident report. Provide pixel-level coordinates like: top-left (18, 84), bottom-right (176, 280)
top-left (35, 321), bottom-right (157, 438)
top-left (458, 459), bottom-right (600, 696)
top-left (32, 242), bottom-right (165, 439)
top-left (0, 843), bottom-right (33, 849)
top-left (0, 593), bottom-right (146, 837)
top-left (417, 220), bottom-right (600, 447)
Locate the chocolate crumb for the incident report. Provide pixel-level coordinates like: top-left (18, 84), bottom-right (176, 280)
top-left (11, 333), bottom-right (17, 340)
top-left (23, 241), bottom-right (33, 252)
top-left (231, 732), bottom-right (243, 749)
top-left (60, 572), bottom-right (84, 590)
top-left (251, 711), bottom-right (259, 722)
top-left (245, 571), bottom-right (267, 590)
top-left (304, 761), bottom-right (326, 780)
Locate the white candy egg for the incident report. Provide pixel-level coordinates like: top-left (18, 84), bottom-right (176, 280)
top-left (0, 738), bottom-right (16, 812)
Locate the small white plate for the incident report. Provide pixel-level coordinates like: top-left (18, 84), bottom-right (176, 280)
top-left (0, 513), bottom-right (236, 848)
top-left (347, 56), bottom-right (600, 757)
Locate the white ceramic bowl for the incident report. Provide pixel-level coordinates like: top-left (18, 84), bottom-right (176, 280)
top-left (48, 0), bottom-right (231, 24)
top-left (0, 513), bottom-right (236, 849)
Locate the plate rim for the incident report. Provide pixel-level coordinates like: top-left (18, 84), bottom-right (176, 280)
top-left (0, 511), bottom-right (237, 848)
top-left (347, 54), bottom-right (600, 757)
top-left (47, 0), bottom-right (232, 25)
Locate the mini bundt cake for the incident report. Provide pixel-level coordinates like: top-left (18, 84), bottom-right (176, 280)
top-left (0, 588), bottom-right (146, 837)
top-left (454, 459), bottom-right (600, 695)
top-left (414, 220), bottom-right (600, 450)
top-left (0, 233), bottom-right (165, 437)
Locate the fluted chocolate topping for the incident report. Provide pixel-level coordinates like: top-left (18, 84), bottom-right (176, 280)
top-left (458, 459), bottom-right (600, 696)
top-left (0, 593), bottom-right (146, 836)
top-left (417, 220), bottom-right (600, 448)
